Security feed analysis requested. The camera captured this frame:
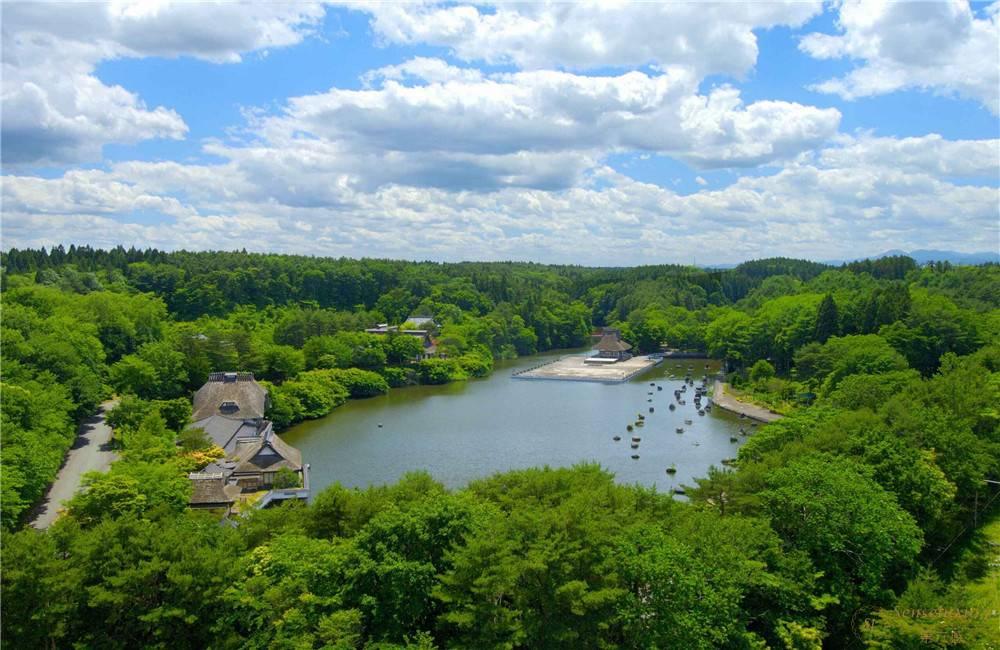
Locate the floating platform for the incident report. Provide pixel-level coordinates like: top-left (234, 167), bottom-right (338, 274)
top-left (513, 355), bottom-right (661, 383)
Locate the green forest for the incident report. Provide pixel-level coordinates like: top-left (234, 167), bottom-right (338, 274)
top-left (1, 246), bottom-right (998, 648)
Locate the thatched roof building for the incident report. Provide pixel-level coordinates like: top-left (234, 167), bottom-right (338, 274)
top-left (593, 330), bottom-right (633, 361)
top-left (188, 472), bottom-right (242, 511)
top-left (187, 372), bottom-right (307, 505)
top-left (192, 372), bottom-right (268, 421)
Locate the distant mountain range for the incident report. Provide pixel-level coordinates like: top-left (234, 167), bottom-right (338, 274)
top-left (826, 249), bottom-right (999, 266)
top-left (702, 249), bottom-right (998, 270)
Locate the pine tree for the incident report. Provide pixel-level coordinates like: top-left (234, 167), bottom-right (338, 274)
top-left (815, 293), bottom-right (839, 343)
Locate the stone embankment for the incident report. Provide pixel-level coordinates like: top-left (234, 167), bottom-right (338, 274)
top-left (711, 383), bottom-right (783, 423)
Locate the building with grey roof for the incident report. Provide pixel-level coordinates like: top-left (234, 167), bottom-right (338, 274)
top-left (186, 372), bottom-right (308, 510)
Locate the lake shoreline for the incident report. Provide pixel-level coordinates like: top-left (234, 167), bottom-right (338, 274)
top-left (283, 351), bottom-right (744, 496)
top-left (711, 382), bottom-right (784, 423)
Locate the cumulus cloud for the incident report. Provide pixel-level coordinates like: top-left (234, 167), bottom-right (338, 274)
top-left (3, 132), bottom-right (996, 264)
top-left (1, 168), bottom-right (197, 219)
top-left (354, 2), bottom-right (822, 75)
top-left (800, 0), bottom-right (1000, 113)
top-left (3, 1), bottom-right (996, 265)
top-left (818, 133), bottom-right (1000, 178)
top-left (1, 1), bottom-right (324, 164)
top-left (237, 59), bottom-right (840, 191)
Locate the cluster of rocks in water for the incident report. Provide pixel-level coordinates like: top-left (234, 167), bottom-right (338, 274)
top-left (612, 363), bottom-right (742, 492)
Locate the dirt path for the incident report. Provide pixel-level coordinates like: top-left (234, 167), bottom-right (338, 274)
top-left (712, 383), bottom-right (783, 423)
top-left (30, 399), bottom-right (119, 529)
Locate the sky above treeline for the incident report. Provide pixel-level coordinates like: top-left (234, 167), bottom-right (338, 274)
top-left (2, 1), bottom-right (998, 265)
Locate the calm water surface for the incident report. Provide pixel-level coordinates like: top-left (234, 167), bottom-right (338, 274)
top-left (282, 350), bottom-right (751, 495)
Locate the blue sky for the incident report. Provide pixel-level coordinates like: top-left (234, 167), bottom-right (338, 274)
top-left (2, 1), bottom-right (998, 264)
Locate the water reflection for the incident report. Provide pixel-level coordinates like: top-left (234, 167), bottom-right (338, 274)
top-left (282, 350), bottom-right (746, 495)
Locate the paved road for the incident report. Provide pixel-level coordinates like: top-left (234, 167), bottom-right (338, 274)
top-left (30, 399), bottom-right (119, 529)
top-left (712, 383), bottom-right (783, 423)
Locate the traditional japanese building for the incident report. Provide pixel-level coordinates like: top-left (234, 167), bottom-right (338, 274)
top-left (188, 472), bottom-right (242, 513)
top-left (186, 372), bottom-right (308, 510)
top-left (590, 329), bottom-right (633, 363)
top-left (192, 371), bottom-right (268, 421)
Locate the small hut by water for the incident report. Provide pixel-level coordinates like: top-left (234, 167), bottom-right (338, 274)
top-left (590, 329), bottom-right (633, 362)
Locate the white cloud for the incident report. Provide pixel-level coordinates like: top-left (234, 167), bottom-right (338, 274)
top-left (1, 168), bottom-right (197, 219)
top-left (0, 1), bottom-right (325, 164)
top-left (3, 133), bottom-right (996, 264)
top-left (354, 2), bottom-right (822, 76)
top-left (1, 51), bottom-right (189, 165)
top-left (3, 1), bottom-right (996, 265)
top-left (800, 0), bottom-right (1000, 113)
top-left (818, 133), bottom-right (1000, 178)
top-left (240, 60), bottom-right (840, 191)
top-left (362, 56), bottom-right (486, 86)
top-left (674, 88), bottom-right (841, 168)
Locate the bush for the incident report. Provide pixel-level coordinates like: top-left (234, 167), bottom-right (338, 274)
top-left (278, 379), bottom-right (347, 419)
top-left (379, 366), bottom-right (412, 387)
top-left (273, 467), bottom-right (301, 489)
top-left (825, 370), bottom-right (921, 411)
top-left (416, 358), bottom-right (467, 385)
top-left (749, 359), bottom-right (776, 383)
top-left (269, 370), bottom-right (350, 425)
top-left (107, 395), bottom-right (155, 440)
top-left (177, 426), bottom-right (213, 452)
top-left (457, 347), bottom-right (494, 378)
top-left (264, 381), bottom-right (304, 430)
top-left (323, 368), bottom-right (389, 398)
top-left (177, 445), bottom-right (225, 473)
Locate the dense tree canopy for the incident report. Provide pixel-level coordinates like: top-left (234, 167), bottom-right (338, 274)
top-left (1, 247), bottom-right (998, 647)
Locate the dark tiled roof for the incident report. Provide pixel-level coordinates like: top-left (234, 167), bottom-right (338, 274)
top-left (594, 332), bottom-right (632, 353)
top-left (189, 416), bottom-right (264, 454)
top-left (192, 373), bottom-right (268, 421)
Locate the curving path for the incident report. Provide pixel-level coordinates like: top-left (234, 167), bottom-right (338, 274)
top-left (711, 383), bottom-right (783, 423)
top-left (30, 399), bottom-right (119, 529)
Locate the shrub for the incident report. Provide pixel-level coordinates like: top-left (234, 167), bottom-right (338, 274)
top-left (457, 347), bottom-right (494, 378)
top-left (273, 467), bottom-right (301, 489)
top-left (177, 426), bottom-right (213, 452)
top-left (277, 371), bottom-right (349, 419)
top-left (323, 368), bottom-right (389, 398)
top-left (177, 445), bottom-right (225, 473)
top-left (416, 358), bottom-right (467, 384)
top-left (379, 366), bottom-right (412, 387)
top-left (749, 359), bottom-right (776, 383)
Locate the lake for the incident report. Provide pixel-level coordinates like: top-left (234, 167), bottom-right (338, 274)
top-left (282, 350), bottom-right (751, 496)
